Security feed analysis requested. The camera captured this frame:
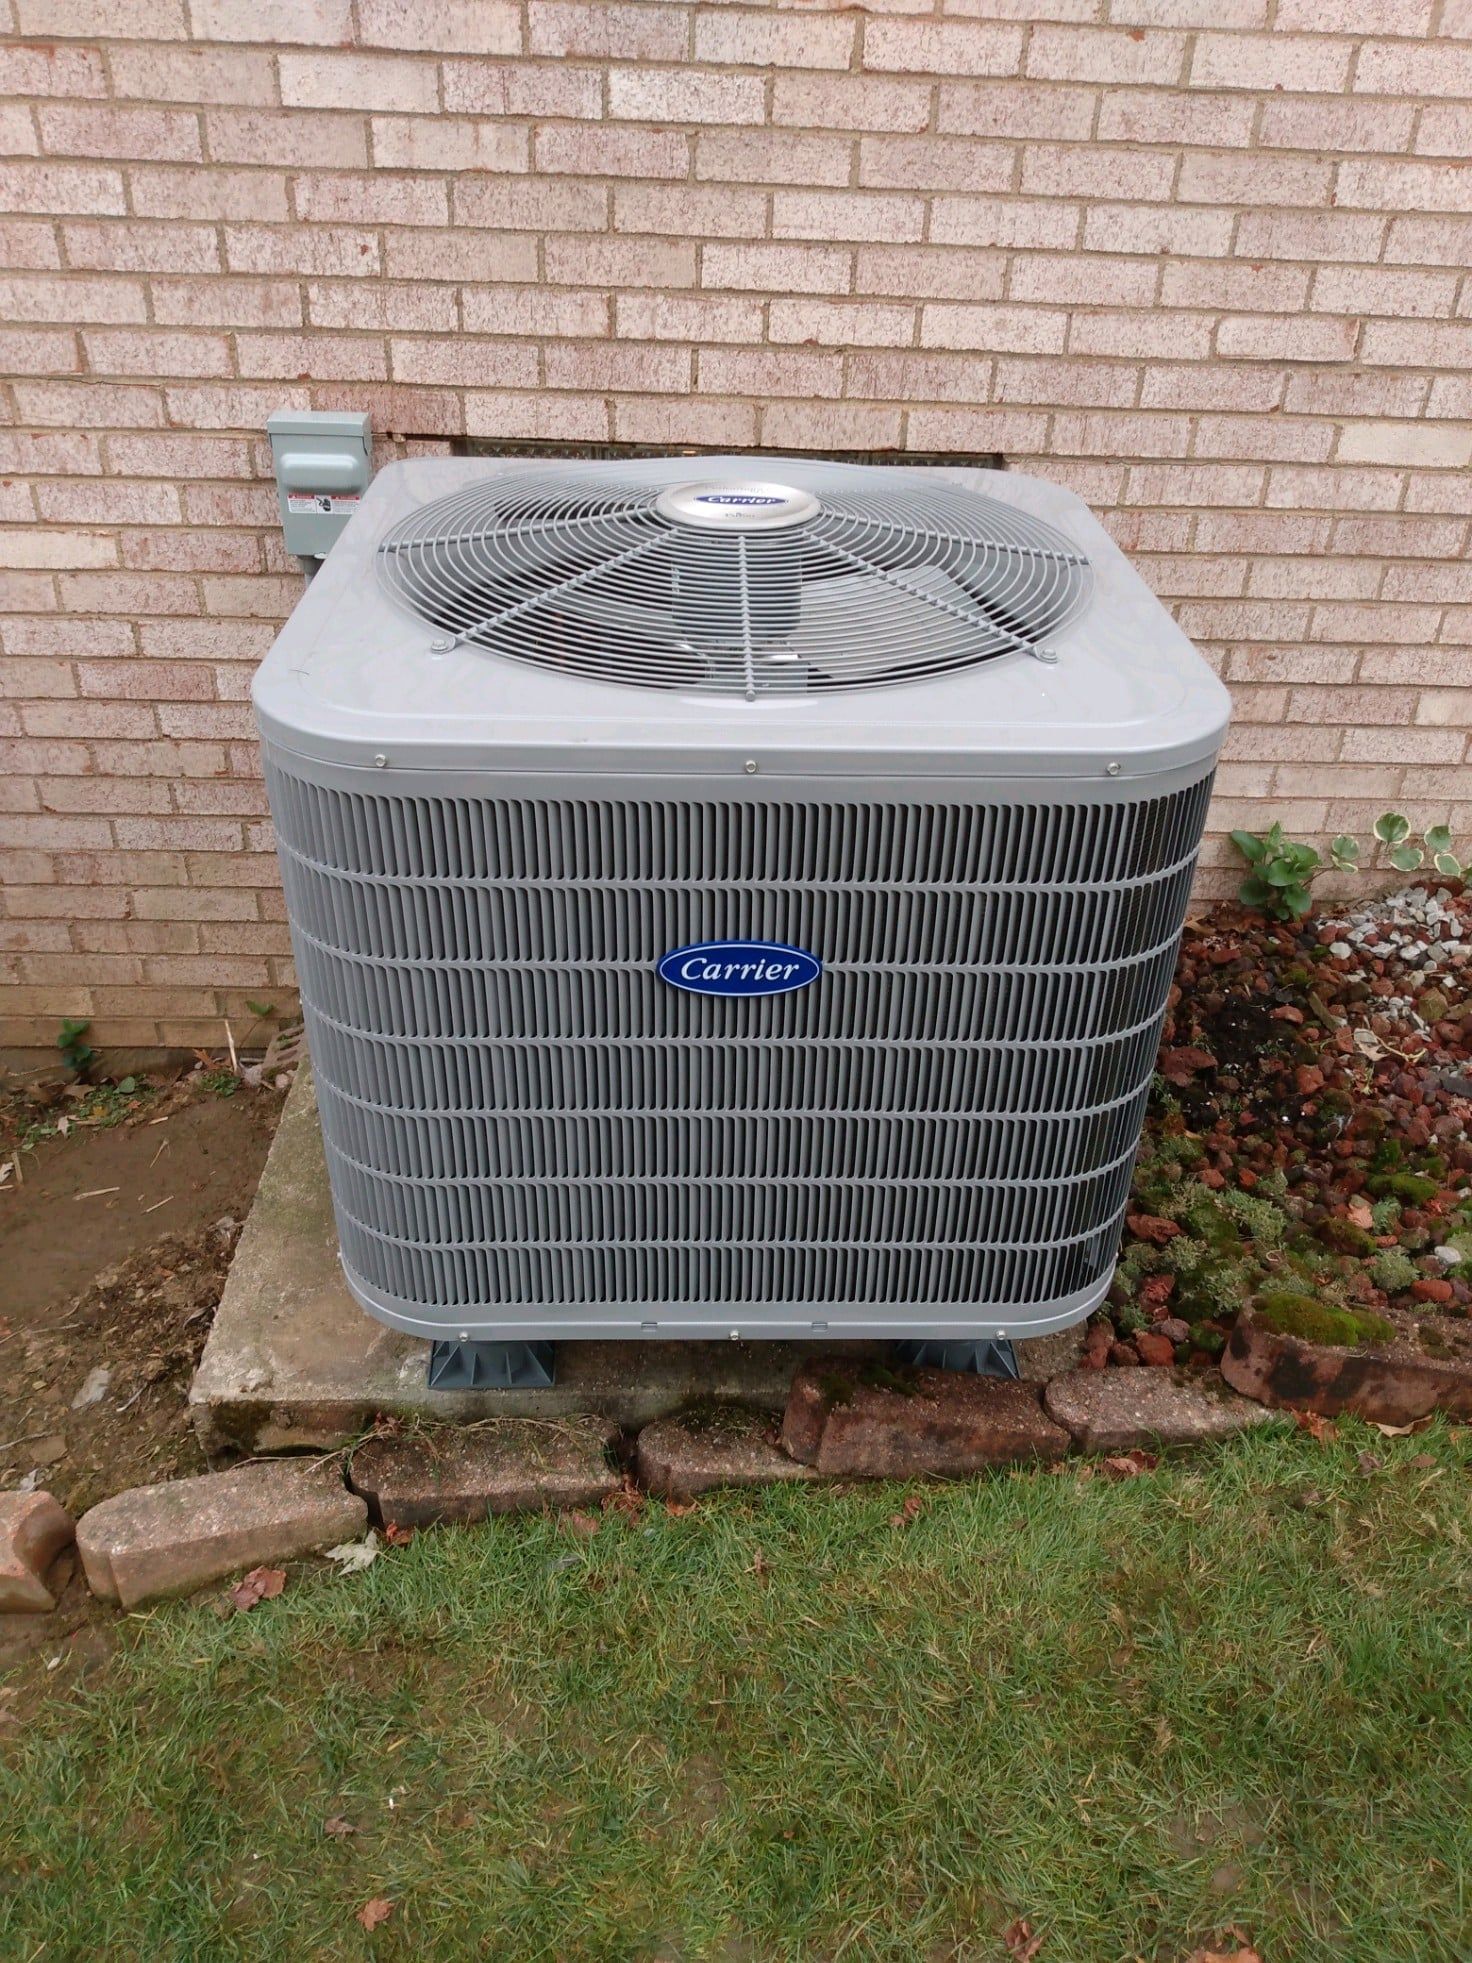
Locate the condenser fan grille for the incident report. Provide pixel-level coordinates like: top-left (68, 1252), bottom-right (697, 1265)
top-left (376, 460), bottom-right (1092, 697)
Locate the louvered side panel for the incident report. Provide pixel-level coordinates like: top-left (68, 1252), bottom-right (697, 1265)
top-left (264, 764), bottom-right (1212, 1332)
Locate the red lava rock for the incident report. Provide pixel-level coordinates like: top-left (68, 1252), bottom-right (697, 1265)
top-left (1080, 1321), bottom-right (1114, 1371)
top-left (1411, 1278), bottom-right (1454, 1304)
top-left (1159, 1045), bottom-right (1217, 1084)
top-left (1200, 1166), bottom-right (1226, 1190)
top-left (1295, 1064), bottom-right (1325, 1095)
top-left (1110, 1340), bottom-right (1141, 1366)
top-left (1127, 1212), bottom-right (1181, 1245)
top-left (1135, 1330), bottom-right (1177, 1367)
top-left (1155, 1317), bottom-right (1192, 1346)
top-left (779, 1362), bottom-right (1069, 1478)
top-left (1222, 1310), bottom-right (1472, 1425)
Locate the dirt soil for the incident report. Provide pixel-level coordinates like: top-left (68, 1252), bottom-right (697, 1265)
top-left (0, 1069), bottom-right (286, 1684)
top-left (1, 1085), bottom-right (280, 1327)
top-left (0, 1072), bottom-right (283, 1506)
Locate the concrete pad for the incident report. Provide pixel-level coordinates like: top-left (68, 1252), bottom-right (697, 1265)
top-left (190, 1067), bottom-right (886, 1459)
top-left (192, 1066), bottom-right (1092, 1460)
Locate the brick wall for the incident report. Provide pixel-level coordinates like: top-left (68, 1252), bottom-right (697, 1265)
top-left (2, 1), bottom-right (1471, 1050)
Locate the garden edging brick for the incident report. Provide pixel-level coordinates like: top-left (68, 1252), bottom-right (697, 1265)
top-left (1222, 1309), bottom-right (1472, 1425)
top-left (76, 1458), bottom-right (366, 1609)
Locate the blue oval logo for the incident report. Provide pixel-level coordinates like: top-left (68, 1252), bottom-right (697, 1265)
top-left (695, 493), bottom-right (786, 507)
top-left (657, 940), bottom-right (822, 998)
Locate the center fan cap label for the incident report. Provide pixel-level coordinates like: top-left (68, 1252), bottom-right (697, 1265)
top-left (654, 480), bottom-right (822, 532)
top-left (657, 940), bottom-right (822, 998)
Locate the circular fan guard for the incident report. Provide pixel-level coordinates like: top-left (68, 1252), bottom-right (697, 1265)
top-left (376, 459), bottom-right (1092, 697)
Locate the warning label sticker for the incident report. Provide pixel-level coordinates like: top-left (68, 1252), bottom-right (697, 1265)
top-left (286, 492), bottom-right (361, 514)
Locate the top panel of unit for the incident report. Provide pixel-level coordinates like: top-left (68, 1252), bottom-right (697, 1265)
top-left (374, 459), bottom-right (1093, 700)
top-left (253, 456), bottom-right (1231, 780)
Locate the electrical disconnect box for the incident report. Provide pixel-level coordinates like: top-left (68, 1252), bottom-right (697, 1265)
top-left (267, 409), bottom-right (372, 561)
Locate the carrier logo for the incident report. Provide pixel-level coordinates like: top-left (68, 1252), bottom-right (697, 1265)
top-left (657, 939), bottom-right (822, 998)
top-left (694, 493), bottom-right (787, 508)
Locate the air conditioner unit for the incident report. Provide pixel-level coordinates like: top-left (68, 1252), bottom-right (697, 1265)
top-left (253, 456), bottom-right (1230, 1389)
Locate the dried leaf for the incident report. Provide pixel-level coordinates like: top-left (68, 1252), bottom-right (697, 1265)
top-left (888, 1493), bottom-right (925, 1527)
top-left (1294, 1409), bottom-right (1338, 1444)
top-left (70, 1364), bottom-right (112, 1410)
top-left (325, 1530), bottom-right (380, 1574)
top-left (1372, 1420), bottom-right (1421, 1438)
top-left (228, 1566), bottom-right (286, 1612)
top-left (1347, 1200), bottom-right (1375, 1230)
top-left (262, 1020), bottom-right (307, 1074)
top-left (749, 1549), bottom-right (771, 1580)
top-left (323, 1815), bottom-right (358, 1838)
top-left (663, 1499), bottom-right (698, 1517)
top-left (1188, 1949), bottom-right (1262, 1963)
top-left (566, 1510), bottom-right (601, 1538)
top-left (356, 1897), bottom-right (394, 1932)
top-left (383, 1522), bottom-right (416, 1547)
top-left (1101, 1449), bottom-right (1158, 1480)
top-left (1003, 1917), bottom-right (1045, 1960)
top-left (603, 1473), bottom-right (646, 1519)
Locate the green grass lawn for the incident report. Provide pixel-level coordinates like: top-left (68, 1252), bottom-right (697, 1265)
top-left (4, 1420), bottom-right (1472, 1961)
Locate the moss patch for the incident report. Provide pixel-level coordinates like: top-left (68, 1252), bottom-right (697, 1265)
top-left (1255, 1291), bottom-right (1395, 1351)
top-left (1365, 1171), bottom-right (1440, 1207)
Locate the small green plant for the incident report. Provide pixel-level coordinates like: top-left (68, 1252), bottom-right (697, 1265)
top-left (1371, 812), bottom-right (1465, 879)
top-left (19, 1075), bottom-right (151, 1152)
top-left (55, 1016), bottom-right (95, 1077)
top-left (1370, 1247), bottom-right (1420, 1295)
top-left (1233, 813), bottom-right (1465, 921)
top-left (1230, 823), bottom-right (1357, 920)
